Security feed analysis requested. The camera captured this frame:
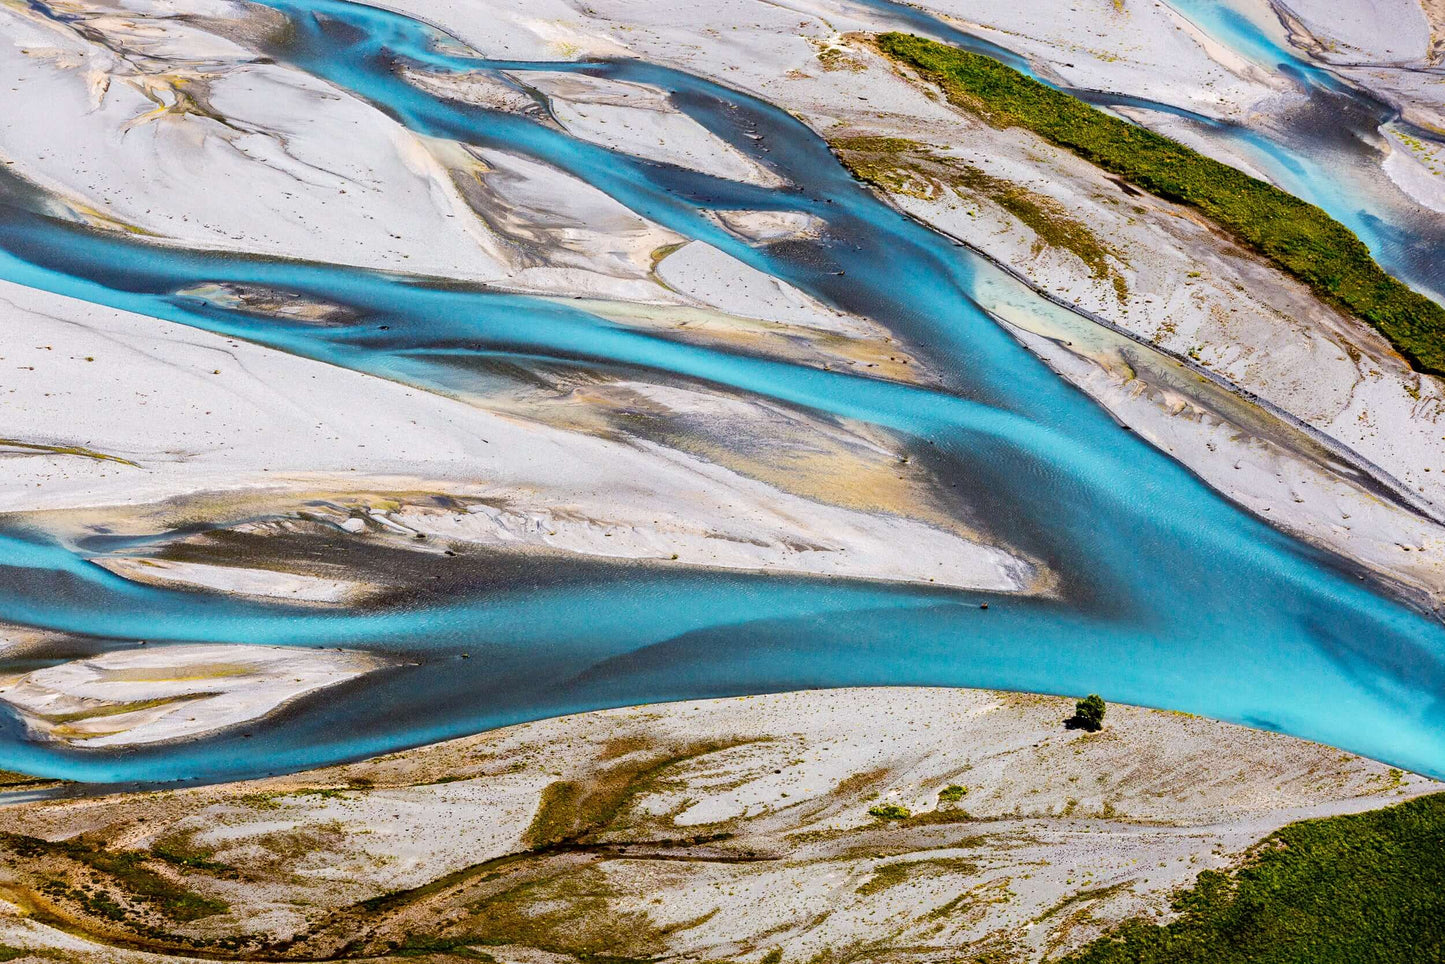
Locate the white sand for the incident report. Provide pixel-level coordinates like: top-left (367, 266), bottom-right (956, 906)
top-left (1280, 0), bottom-right (1431, 62)
top-left (0, 280), bottom-right (1035, 592)
top-left (1383, 125), bottom-right (1445, 213)
top-left (0, 644), bottom-right (393, 747)
top-left (518, 69), bottom-right (787, 185)
top-left (0, 0), bottom-right (1440, 597)
top-left (93, 558), bottom-right (367, 604)
top-left (0, 2), bottom-right (508, 280)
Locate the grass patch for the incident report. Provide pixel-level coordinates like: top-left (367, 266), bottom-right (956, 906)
top-left (523, 739), bottom-right (753, 849)
top-left (1062, 792), bottom-right (1445, 963)
top-left (1, 832), bottom-right (228, 923)
top-left (391, 935), bottom-right (495, 959)
top-left (856, 860), bottom-right (915, 896)
top-left (433, 863), bottom-right (667, 960)
top-left (832, 134), bottom-right (1129, 301)
top-left (1034, 881), bottom-right (1133, 923)
top-left (289, 787), bottom-right (352, 799)
top-left (149, 831), bottom-right (235, 876)
top-left (873, 32), bottom-right (1445, 373)
top-left (857, 856), bottom-right (979, 896)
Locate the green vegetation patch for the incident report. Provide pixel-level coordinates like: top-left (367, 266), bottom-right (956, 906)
top-left (874, 32), bottom-right (1445, 374)
top-left (1, 832), bottom-right (228, 923)
top-left (1063, 791), bottom-right (1445, 963)
top-left (523, 739), bottom-right (754, 849)
top-left (857, 856), bottom-right (978, 896)
top-left (0, 438), bottom-right (139, 468)
top-left (371, 860), bottom-right (678, 962)
top-left (832, 133), bottom-right (1129, 301)
top-left (1068, 694), bottom-right (1108, 732)
top-left (149, 831), bottom-right (235, 876)
top-left (938, 784), bottom-right (969, 803)
top-left (867, 803), bottom-right (912, 821)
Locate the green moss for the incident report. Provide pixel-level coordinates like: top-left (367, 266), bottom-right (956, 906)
top-left (873, 32), bottom-right (1445, 374)
top-left (0, 946), bottom-right (27, 962)
top-left (867, 803), bottom-right (912, 821)
top-left (1063, 792), bottom-right (1445, 963)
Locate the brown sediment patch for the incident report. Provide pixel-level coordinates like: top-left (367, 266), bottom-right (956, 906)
top-left (0, 439), bottom-right (138, 468)
top-left (384, 361), bottom-right (991, 537)
top-left (831, 134), bottom-right (1130, 302)
top-left (523, 738), bottom-right (760, 848)
top-left (175, 283), bottom-right (361, 326)
top-left (586, 285), bottom-right (929, 385)
top-left (811, 38), bottom-right (869, 73)
top-left (856, 855), bottom-right (979, 895)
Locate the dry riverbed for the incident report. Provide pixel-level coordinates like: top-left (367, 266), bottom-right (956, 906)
top-left (0, 687), bottom-right (1436, 963)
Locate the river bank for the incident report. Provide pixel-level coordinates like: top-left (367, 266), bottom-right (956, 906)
top-left (0, 687), bottom-right (1437, 963)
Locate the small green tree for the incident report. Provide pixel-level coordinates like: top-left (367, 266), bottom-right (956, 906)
top-left (1069, 694), bottom-right (1106, 732)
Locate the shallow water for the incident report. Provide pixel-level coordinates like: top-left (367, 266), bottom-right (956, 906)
top-left (853, 0), bottom-right (1445, 303)
top-left (0, 0), bottom-right (1443, 785)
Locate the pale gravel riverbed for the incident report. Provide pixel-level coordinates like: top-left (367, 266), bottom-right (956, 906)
top-left (0, 687), bottom-right (1437, 963)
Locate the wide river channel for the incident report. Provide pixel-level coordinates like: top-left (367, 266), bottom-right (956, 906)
top-left (1, 0), bottom-right (1444, 785)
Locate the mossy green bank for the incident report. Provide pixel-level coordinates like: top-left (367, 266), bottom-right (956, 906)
top-left (1063, 791), bottom-right (1445, 963)
top-left (873, 32), bottom-right (1445, 375)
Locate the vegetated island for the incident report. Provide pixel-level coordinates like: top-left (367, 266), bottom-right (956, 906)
top-left (869, 32), bottom-right (1445, 376)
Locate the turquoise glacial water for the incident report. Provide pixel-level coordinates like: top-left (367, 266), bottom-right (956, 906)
top-left (0, 0), bottom-right (1442, 784)
top-left (854, 0), bottom-right (1445, 304)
